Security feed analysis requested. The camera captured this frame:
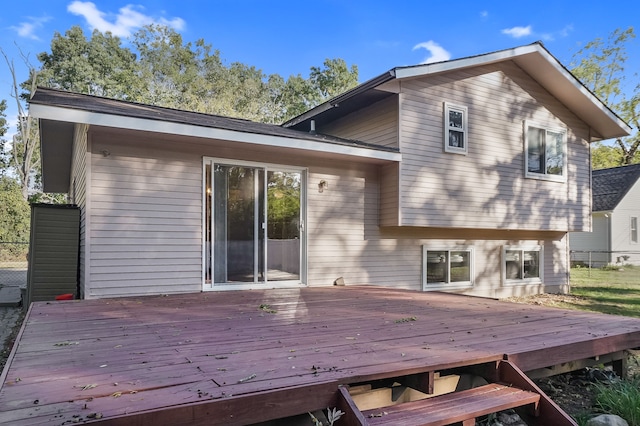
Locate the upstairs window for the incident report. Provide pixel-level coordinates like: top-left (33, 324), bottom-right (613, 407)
top-left (444, 103), bottom-right (468, 155)
top-left (524, 121), bottom-right (566, 182)
top-left (631, 216), bottom-right (638, 244)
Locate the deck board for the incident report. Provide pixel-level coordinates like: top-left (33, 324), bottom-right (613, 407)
top-left (2, 286), bottom-right (640, 425)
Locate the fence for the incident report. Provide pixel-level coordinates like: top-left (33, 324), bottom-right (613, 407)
top-left (570, 250), bottom-right (640, 285)
top-left (0, 242), bottom-right (29, 293)
top-left (570, 250), bottom-right (640, 268)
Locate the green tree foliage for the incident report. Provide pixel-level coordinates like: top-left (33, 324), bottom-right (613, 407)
top-left (571, 27), bottom-right (640, 168)
top-left (0, 176), bottom-right (30, 243)
top-left (310, 58), bottom-right (359, 100)
top-left (37, 26), bottom-right (141, 99)
top-left (32, 24), bottom-right (359, 124)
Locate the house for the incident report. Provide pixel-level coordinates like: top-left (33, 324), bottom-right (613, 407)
top-left (570, 163), bottom-right (640, 266)
top-left (29, 42), bottom-right (630, 300)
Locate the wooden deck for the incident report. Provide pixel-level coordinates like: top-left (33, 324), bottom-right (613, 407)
top-left (2, 286), bottom-right (640, 425)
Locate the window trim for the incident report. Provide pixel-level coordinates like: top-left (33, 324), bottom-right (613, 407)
top-left (502, 245), bottom-right (544, 285)
top-left (202, 156), bottom-right (308, 291)
top-left (422, 246), bottom-right (474, 291)
top-left (631, 216), bottom-right (638, 244)
top-left (444, 102), bottom-right (468, 155)
top-left (524, 120), bottom-right (567, 182)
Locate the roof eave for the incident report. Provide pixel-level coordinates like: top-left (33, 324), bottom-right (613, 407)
top-left (395, 43), bottom-right (632, 141)
top-left (30, 103), bottom-right (402, 167)
top-left (282, 71), bottom-right (396, 128)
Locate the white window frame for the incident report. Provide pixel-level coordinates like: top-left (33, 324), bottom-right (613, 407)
top-left (201, 157), bottom-right (308, 291)
top-left (524, 120), bottom-right (567, 182)
top-left (502, 245), bottom-right (543, 285)
top-left (631, 216), bottom-right (638, 244)
top-left (444, 102), bottom-right (468, 155)
top-left (422, 246), bottom-right (474, 291)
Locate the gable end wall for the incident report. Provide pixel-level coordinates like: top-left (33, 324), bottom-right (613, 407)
top-left (397, 61), bottom-right (591, 232)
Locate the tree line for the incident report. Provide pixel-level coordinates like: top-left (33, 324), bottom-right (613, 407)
top-left (0, 24), bottom-right (358, 243)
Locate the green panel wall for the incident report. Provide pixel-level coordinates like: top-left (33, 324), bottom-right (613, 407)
top-left (26, 204), bottom-right (80, 306)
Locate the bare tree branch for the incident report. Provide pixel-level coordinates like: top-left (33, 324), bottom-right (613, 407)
top-left (0, 47), bottom-right (40, 200)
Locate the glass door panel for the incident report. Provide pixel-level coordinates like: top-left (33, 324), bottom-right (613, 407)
top-left (266, 171), bottom-right (301, 282)
top-left (213, 165), bottom-right (264, 283)
top-left (205, 160), bottom-right (303, 287)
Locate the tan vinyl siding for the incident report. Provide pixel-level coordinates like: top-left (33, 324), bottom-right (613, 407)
top-left (540, 235), bottom-right (570, 293)
top-left (70, 124), bottom-right (88, 297)
top-left (87, 132), bottom-right (202, 298)
top-left (379, 163), bottom-right (400, 226)
top-left (397, 62), bottom-right (591, 232)
top-left (306, 162), bottom-right (568, 296)
top-left (319, 96), bottom-right (399, 148)
top-left (306, 164), bottom-right (366, 285)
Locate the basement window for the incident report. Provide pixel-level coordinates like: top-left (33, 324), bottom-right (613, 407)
top-left (503, 245), bottom-right (543, 285)
top-left (422, 246), bottom-right (473, 290)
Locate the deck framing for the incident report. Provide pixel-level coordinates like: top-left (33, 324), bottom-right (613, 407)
top-left (2, 286), bottom-right (640, 425)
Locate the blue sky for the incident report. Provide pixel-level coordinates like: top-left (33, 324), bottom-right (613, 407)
top-left (1, 0), bottom-right (638, 135)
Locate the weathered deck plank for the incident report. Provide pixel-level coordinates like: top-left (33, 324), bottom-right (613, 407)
top-left (2, 286), bottom-right (640, 425)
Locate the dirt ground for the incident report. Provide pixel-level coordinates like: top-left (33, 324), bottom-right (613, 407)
top-left (0, 307), bottom-right (25, 373)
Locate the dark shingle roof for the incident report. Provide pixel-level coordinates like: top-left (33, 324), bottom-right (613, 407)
top-left (29, 87), bottom-right (399, 154)
top-left (592, 164), bottom-right (640, 211)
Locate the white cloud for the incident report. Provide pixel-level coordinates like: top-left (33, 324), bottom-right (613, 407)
top-left (67, 1), bottom-right (185, 37)
top-left (413, 41), bottom-right (451, 64)
top-left (480, 10), bottom-right (489, 18)
top-left (559, 24), bottom-right (574, 38)
top-left (540, 32), bottom-right (554, 42)
top-left (501, 25), bottom-right (532, 38)
top-left (9, 16), bottom-right (51, 40)
top-left (501, 24), bottom-right (572, 41)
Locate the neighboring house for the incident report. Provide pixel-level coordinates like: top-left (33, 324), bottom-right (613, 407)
top-left (570, 164), bottom-right (640, 266)
top-left (30, 42), bottom-right (630, 300)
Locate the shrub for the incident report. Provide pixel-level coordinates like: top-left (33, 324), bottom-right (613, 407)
top-left (594, 378), bottom-right (640, 426)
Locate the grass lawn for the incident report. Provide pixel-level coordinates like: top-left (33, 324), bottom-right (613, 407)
top-left (567, 266), bottom-right (640, 317)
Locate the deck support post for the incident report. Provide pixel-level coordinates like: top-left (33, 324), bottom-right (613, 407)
top-left (398, 371), bottom-right (435, 395)
top-left (612, 352), bottom-right (628, 379)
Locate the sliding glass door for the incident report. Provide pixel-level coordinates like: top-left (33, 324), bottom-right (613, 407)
top-left (204, 159), bottom-right (304, 288)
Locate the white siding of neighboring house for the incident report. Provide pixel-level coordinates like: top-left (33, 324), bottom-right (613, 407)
top-left (397, 62), bottom-right (591, 232)
top-left (570, 213), bottom-right (612, 267)
top-left (70, 124), bottom-right (89, 297)
top-left (611, 179), bottom-right (640, 265)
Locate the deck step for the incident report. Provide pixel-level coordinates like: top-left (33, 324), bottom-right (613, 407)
top-left (360, 383), bottom-right (539, 426)
top-left (336, 360), bottom-right (577, 426)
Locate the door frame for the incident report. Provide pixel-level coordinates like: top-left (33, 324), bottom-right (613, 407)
top-left (202, 157), bottom-right (307, 291)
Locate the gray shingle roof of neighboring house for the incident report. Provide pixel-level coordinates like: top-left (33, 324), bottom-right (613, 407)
top-left (592, 163), bottom-right (640, 212)
top-left (29, 87), bottom-right (399, 154)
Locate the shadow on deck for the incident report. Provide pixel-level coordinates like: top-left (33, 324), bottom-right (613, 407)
top-left (2, 286), bottom-right (640, 425)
